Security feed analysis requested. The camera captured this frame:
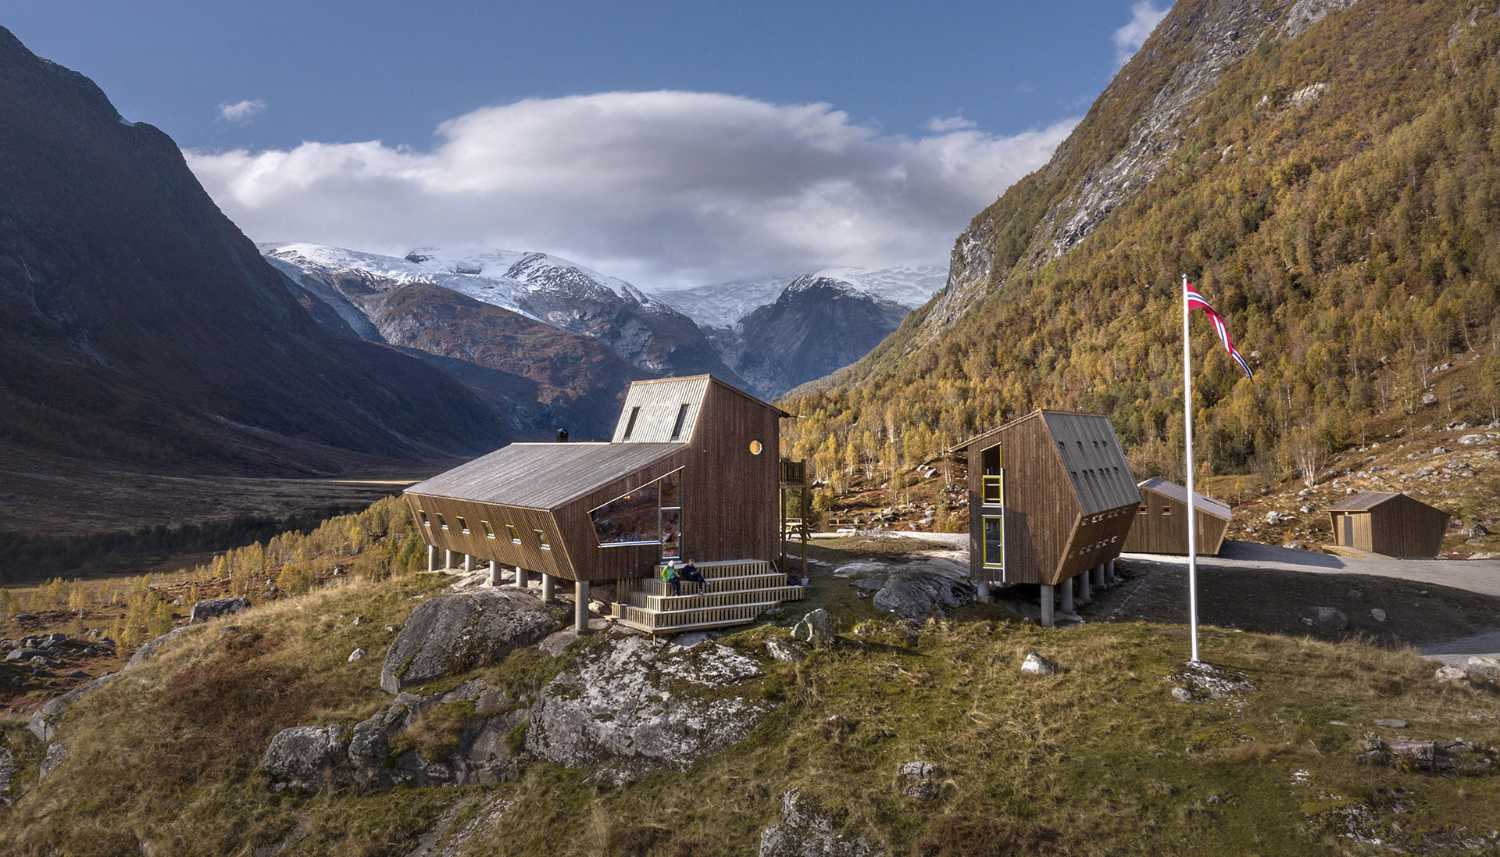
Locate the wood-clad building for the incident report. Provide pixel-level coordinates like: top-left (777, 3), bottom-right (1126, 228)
top-left (405, 375), bottom-right (805, 632)
top-left (952, 410), bottom-right (1140, 625)
top-left (1327, 491), bottom-right (1449, 558)
top-left (1123, 478), bottom-right (1231, 556)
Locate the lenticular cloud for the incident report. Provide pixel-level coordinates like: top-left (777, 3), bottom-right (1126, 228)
top-left (187, 91), bottom-right (1074, 287)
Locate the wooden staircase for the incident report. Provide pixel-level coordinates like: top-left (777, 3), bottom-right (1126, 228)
top-left (610, 559), bottom-right (805, 635)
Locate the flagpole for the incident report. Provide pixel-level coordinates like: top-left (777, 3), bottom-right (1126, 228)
top-left (1182, 273), bottom-right (1201, 664)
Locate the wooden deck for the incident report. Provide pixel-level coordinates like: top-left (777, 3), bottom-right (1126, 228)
top-left (609, 559), bottom-right (804, 634)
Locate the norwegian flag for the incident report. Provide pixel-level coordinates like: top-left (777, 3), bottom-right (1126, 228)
top-left (1184, 281), bottom-right (1254, 378)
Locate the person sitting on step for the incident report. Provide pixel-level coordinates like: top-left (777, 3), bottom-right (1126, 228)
top-left (661, 559), bottom-right (681, 596)
top-left (677, 558), bottom-right (706, 590)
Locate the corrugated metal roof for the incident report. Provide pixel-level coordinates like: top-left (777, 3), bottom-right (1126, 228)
top-left (611, 376), bottom-right (712, 443)
top-left (1138, 477), bottom-right (1232, 520)
top-left (1043, 411), bottom-right (1142, 514)
top-left (406, 442), bottom-right (684, 509)
top-left (1327, 491), bottom-right (1401, 512)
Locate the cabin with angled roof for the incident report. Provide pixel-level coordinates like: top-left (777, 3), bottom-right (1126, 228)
top-left (1123, 478), bottom-right (1232, 556)
top-left (951, 409), bottom-right (1140, 626)
top-left (404, 374), bottom-right (806, 634)
top-left (1327, 491), bottom-right (1449, 558)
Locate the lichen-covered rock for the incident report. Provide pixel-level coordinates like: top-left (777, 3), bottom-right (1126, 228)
top-left (261, 724), bottom-right (347, 792)
top-left (872, 570), bottom-right (975, 622)
top-left (759, 790), bottom-right (883, 857)
top-left (1168, 661), bottom-right (1255, 704)
top-left (126, 625), bottom-right (198, 668)
top-left (27, 672), bottom-right (121, 741)
top-left (380, 589), bottom-right (560, 693)
top-left (1356, 734), bottom-right (1498, 774)
top-left (38, 742), bottom-right (67, 779)
top-left (189, 597), bottom-right (250, 624)
top-left (1466, 656), bottom-right (1500, 690)
top-left (792, 609), bottom-right (835, 648)
top-left (0, 746), bottom-right (15, 805)
top-left (1020, 652), bottom-right (1058, 676)
top-left (895, 760), bottom-right (943, 801)
top-left (766, 637), bottom-right (809, 663)
top-left (1311, 606), bottom-right (1348, 632)
top-left (527, 636), bottom-right (767, 784)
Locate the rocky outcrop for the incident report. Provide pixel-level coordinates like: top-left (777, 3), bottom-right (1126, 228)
top-left (27, 672), bottom-right (121, 741)
top-left (872, 572), bottom-right (976, 622)
top-left (380, 590), bottom-right (560, 693)
top-left (261, 725), bottom-right (347, 793)
top-left (126, 625), bottom-right (199, 668)
top-left (37, 742), bottom-right (66, 779)
top-left (791, 609), bottom-right (834, 648)
top-left (1356, 734), bottom-right (1497, 775)
top-left (189, 597), bottom-right (250, 624)
top-left (1280, 0), bottom-right (1359, 39)
top-left (759, 790), bottom-right (883, 857)
top-left (895, 761), bottom-right (943, 801)
top-left (0, 746), bottom-right (14, 805)
top-left (526, 636), bottom-right (767, 784)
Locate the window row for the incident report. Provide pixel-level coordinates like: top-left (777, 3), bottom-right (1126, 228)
top-left (416, 509), bottom-right (550, 550)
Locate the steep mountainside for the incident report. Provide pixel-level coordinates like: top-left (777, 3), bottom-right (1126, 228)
top-left (731, 273), bottom-right (913, 399)
top-left (266, 244), bottom-right (743, 387)
top-left (0, 27), bottom-right (499, 480)
top-left (784, 0), bottom-right (1500, 491)
top-left (662, 264), bottom-right (945, 331)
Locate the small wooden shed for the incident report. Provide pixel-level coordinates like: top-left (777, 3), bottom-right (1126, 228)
top-left (1327, 491), bottom-right (1449, 558)
top-left (951, 410), bottom-right (1140, 624)
top-left (1122, 478), bottom-right (1231, 556)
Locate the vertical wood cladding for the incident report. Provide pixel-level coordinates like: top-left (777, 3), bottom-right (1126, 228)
top-left (1328, 494), bottom-right (1449, 558)
top-left (962, 410), bottom-right (1140, 587)
top-left (1122, 482), bottom-right (1231, 555)
top-left (407, 376), bottom-right (783, 583)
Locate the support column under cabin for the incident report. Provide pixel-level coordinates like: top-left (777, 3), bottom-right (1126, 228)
top-left (1039, 584), bottom-right (1055, 627)
top-left (1092, 563), bottom-right (1106, 589)
top-left (444, 549), bottom-right (454, 570)
top-left (1059, 576), bottom-right (1075, 614)
top-left (1077, 570), bottom-right (1092, 605)
top-left (488, 561), bottom-right (499, 587)
top-left (1108, 558), bottom-right (1119, 585)
top-left (427, 544), bottom-right (435, 572)
top-left (513, 566), bottom-right (527, 589)
top-left (541, 574), bottom-right (555, 602)
top-left (574, 580), bottom-right (590, 633)
top-left (463, 554), bottom-right (472, 573)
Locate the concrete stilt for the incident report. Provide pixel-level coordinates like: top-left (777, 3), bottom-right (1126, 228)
top-left (1078, 570), bottom-right (1092, 604)
top-left (1059, 576), bottom-right (1075, 614)
top-left (488, 560), bottom-right (499, 587)
top-left (427, 544), bottom-right (435, 572)
top-left (444, 549), bottom-right (454, 570)
top-left (463, 554), bottom-right (472, 573)
top-left (574, 580), bottom-right (590, 633)
top-left (1039, 584), bottom-right (1055, 627)
top-left (1107, 558), bottom-right (1119, 585)
top-left (1095, 563), bottom-right (1107, 588)
top-left (541, 573), bottom-right (555, 602)
top-left (975, 581), bottom-right (992, 604)
top-left (514, 566), bottom-right (526, 588)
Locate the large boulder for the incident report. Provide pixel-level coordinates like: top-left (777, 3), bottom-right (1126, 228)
top-left (38, 742), bottom-right (66, 779)
top-left (759, 790), bottom-right (883, 857)
top-left (792, 609), bottom-right (835, 648)
top-left (380, 590), bottom-right (560, 693)
top-left (527, 636), bottom-right (767, 784)
top-left (0, 746), bottom-right (14, 805)
top-left (126, 625), bottom-right (199, 669)
top-left (872, 570), bottom-right (975, 622)
top-left (189, 597), bottom-right (250, 624)
top-left (27, 672), bottom-right (121, 741)
top-left (261, 725), bottom-right (347, 793)
top-left (264, 680), bottom-right (531, 794)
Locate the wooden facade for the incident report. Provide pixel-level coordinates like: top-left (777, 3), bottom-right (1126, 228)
top-left (405, 375), bottom-right (788, 582)
top-left (1327, 491), bottom-right (1449, 558)
top-left (1122, 478), bottom-right (1231, 556)
top-left (953, 410), bottom-right (1140, 588)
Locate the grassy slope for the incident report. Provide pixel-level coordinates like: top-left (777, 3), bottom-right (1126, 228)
top-left (5, 567), bottom-right (1500, 856)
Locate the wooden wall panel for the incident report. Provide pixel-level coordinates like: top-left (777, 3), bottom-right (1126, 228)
top-left (1330, 497), bottom-right (1447, 558)
top-left (1122, 487), bottom-right (1230, 555)
top-left (404, 494), bottom-right (569, 577)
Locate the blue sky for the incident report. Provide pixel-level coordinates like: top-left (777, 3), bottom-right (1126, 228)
top-left (7, 0), bottom-right (1170, 286)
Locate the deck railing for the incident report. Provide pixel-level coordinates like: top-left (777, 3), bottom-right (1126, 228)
top-left (779, 458), bottom-right (807, 485)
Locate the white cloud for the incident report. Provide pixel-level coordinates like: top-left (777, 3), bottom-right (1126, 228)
top-left (1113, 2), bottom-right (1170, 66)
top-left (187, 91), bottom-right (1075, 287)
top-left (218, 98), bottom-right (267, 124)
top-left (926, 114), bottom-right (977, 133)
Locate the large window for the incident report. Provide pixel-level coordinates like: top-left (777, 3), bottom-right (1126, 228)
top-left (980, 443), bottom-right (1003, 507)
top-left (622, 406), bottom-right (641, 440)
top-left (982, 515), bottom-right (1004, 569)
top-left (670, 403), bottom-right (690, 441)
top-left (589, 468), bottom-right (684, 550)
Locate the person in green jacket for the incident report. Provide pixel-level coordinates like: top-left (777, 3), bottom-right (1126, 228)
top-left (660, 559), bottom-right (681, 596)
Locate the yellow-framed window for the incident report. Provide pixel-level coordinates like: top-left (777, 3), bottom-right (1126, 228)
top-left (981, 473), bottom-right (1004, 506)
top-left (982, 515), bottom-right (1004, 569)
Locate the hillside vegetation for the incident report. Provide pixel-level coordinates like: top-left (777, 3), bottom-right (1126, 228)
top-left (783, 0), bottom-right (1500, 494)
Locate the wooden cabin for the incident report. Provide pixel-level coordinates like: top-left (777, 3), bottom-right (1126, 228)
top-left (1123, 478), bottom-right (1231, 556)
top-left (952, 410), bottom-right (1140, 626)
top-left (405, 375), bottom-right (806, 633)
top-left (1327, 491), bottom-right (1449, 558)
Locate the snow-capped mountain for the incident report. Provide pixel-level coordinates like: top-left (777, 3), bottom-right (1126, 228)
top-left (265, 243), bottom-right (741, 386)
top-left (658, 264), bottom-right (946, 331)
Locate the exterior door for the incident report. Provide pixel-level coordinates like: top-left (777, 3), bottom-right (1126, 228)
top-left (1342, 513), bottom-right (1355, 546)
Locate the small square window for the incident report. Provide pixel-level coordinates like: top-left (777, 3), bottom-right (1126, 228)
top-left (535, 529), bottom-right (551, 550)
top-left (457, 516), bottom-right (470, 534)
top-left (418, 510), bottom-right (430, 527)
top-left (437, 514), bottom-right (449, 531)
top-left (481, 520), bottom-right (496, 540)
top-left (506, 524), bottom-right (521, 544)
